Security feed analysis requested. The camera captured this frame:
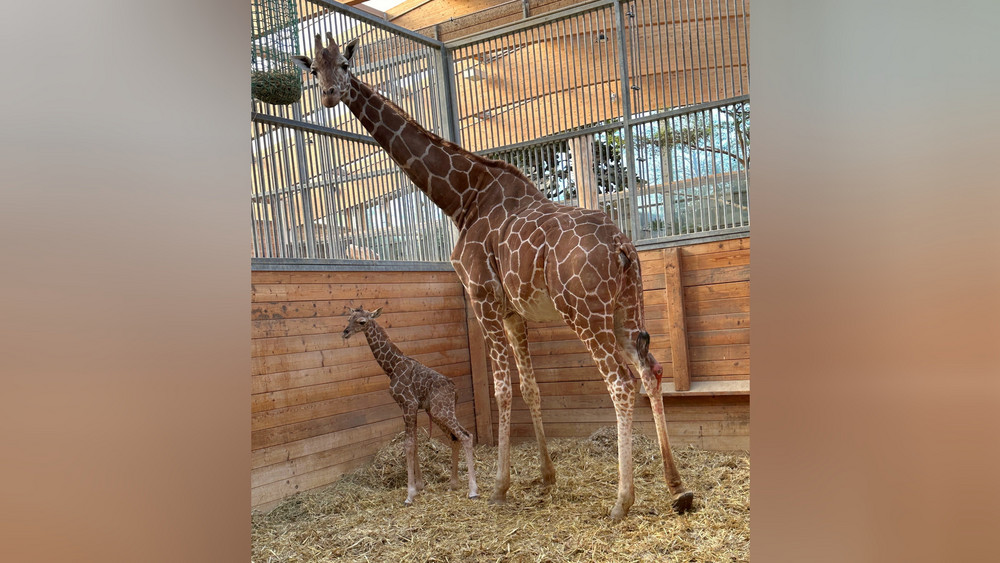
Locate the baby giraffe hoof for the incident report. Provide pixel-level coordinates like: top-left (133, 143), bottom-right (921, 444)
top-left (672, 491), bottom-right (695, 514)
top-left (488, 495), bottom-right (506, 506)
top-left (468, 493), bottom-right (480, 500)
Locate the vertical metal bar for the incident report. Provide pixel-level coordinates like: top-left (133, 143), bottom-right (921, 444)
top-left (500, 32), bottom-right (519, 147)
top-left (486, 38), bottom-right (501, 150)
top-left (614, 0), bottom-right (640, 240)
top-left (291, 105), bottom-right (317, 257)
top-left (725, 0), bottom-right (736, 97)
top-left (441, 45), bottom-right (462, 146)
top-left (692, 0), bottom-right (703, 104)
top-left (741, 0), bottom-right (748, 89)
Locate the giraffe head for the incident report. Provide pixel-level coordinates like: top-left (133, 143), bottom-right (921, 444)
top-left (292, 34), bottom-right (359, 108)
top-left (342, 305), bottom-right (382, 339)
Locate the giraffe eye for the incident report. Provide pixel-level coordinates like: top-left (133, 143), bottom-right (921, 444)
top-left (310, 69), bottom-right (317, 76)
top-left (341, 63), bottom-right (349, 70)
top-left (357, 318), bottom-right (367, 324)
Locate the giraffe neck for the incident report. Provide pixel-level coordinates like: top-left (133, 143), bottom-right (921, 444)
top-left (363, 320), bottom-right (405, 375)
top-left (344, 75), bottom-right (517, 226)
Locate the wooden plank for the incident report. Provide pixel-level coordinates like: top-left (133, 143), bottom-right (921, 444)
top-left (685, 312), bottom-right (749, 332)
top-left (251, 281), bottom-right (465, 303)
top-left (465, 299), bottom-right (494, 446)
top-left (663, 248), bottom-right (691, 391)
top-left (688, 328), bottom-right (749, 347)
top-left (252, 356), bottom-right (470, 395)
top-left (252, 343), bottom-right (470, 377)
top-left (506, 420), bottom-right (748, 440)
top-left (253, 315), bottom-right (468, 339)
top-left (252, 416), bottom-right (403, 469)
top-left (683, 296), bottom-right (749, 317)
top-left (252, 435), bottom-right (386, 490)
top-left (253, 330), bottom-right (468, 359)
top-left (642, 379), bottom-right (750, 397)
top-left (677, 237), bottom-right (750, 256)
top-left (253, 400), bottom-right (475, 452)
top-left (252, 455), bottom-right (373, 508)
top-left (689, 344), bottom-right (750, 362)
top-left (690, 359), bottom-right (750, 376)
top-left (254, 307), bottom-right (467, 334)
top-left (683, 281), bottom-right (749, 302)
top-left (251, 270), bottom-right (458, 285)
top-left (251, 295), bottom-right (467, 322)
top-left (681, 249), bottom-right (750, 272)
top-left (253, 383), bottom-right (475, 433)
top-left (681, 264), bottom-right (750, 287)
top-left (251, 364), bottom-right (470, 413)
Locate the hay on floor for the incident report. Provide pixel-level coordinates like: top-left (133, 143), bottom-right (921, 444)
top-left (252, 427), bottom-right (749, 562)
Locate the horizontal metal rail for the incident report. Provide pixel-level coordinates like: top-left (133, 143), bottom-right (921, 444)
top-left (446, 0), bottom-right (619, 49)
top-left (476, 95), bottom-right (748, 157)
top-left (251, 112), bottom-right (378, 146)
top-left (630, 95), bottom-right (750, 129)
top-left (309, 0), bottom-right (445, 49)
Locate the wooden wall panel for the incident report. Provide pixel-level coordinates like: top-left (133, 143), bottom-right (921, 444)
top-left (251, 269), bottom-right (478, 510)
top-left (251, 237), bottom-right (750, 510)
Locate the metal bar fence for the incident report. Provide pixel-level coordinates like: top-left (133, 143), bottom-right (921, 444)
top-left (251, 0), bottom-right (455, 261)
top-left (250, 0), bottom-right (749, 261)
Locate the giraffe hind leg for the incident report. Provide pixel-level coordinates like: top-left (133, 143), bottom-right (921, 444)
top-left (615, 308), bottom-right (693, 513)
top-left (430, 410), bottom-right (479, 499)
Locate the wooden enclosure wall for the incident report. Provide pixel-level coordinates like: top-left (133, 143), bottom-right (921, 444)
top-left (250, 237), bottom-right (749, 509)
top-left (251, 269), bottom-right (477, 510)
top-left (482, 237), bottom-right (750, 450)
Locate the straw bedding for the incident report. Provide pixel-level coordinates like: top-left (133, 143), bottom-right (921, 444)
top-left (252, 427), bottom-right (749, 562)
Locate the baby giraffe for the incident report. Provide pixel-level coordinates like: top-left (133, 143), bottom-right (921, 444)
top-left (342, 306), bottom-right (478, 505)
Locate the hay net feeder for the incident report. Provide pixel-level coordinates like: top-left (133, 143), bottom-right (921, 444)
top-left (251, 0), bottom-right (302, 106)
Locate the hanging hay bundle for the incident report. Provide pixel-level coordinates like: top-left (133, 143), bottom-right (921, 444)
top-left (251, 0), bottom-right (302, 106)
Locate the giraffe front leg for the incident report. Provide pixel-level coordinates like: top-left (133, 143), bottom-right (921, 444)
top-left (462, 432), bottom-right (479, 499)
top-left (504, 314), bottom-right (555, 490)
top-left (403, 410), bottom-right (419, 505)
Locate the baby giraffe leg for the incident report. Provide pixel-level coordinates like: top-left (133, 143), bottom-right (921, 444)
top-left (403, 410), bottom-right (419, 505)
top-left (449, 437), bottom-right (460, 490)
top-left (461, 432), bottom-right (479, 499)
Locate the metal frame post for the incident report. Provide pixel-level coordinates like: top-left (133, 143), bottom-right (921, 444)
top-left (614, 0), bottom-right (641, 241)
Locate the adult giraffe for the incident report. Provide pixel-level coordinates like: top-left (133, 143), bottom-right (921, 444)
top-left (293, 34), bottom-right (693, 521)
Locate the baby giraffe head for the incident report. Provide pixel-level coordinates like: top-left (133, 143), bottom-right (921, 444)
top-left (292, 34), bottom-right (359, 108)
top-left (342, 305), bottom-right (382, 339)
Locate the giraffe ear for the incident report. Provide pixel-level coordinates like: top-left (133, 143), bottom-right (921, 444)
top-left (371, 307), bottom-right (382, 318)
top-left (290, 56), bottom-right (312, 73)
top-left (343, 38), bottom-right (359, 62)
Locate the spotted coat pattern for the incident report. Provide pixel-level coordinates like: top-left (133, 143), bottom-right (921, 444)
top-left (343, 306), bottom-right (478, 505)
top-left (299, 35), bottom-right (693, 520)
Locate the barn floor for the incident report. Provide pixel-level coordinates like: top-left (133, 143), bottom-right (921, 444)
top-left (251, 428), bottom-right (749, 562)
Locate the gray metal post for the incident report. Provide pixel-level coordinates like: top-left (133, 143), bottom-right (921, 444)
top-left (291, 103), bottom-right (317, 258)
top-left (614, 0), bottom-right (640, 241)
top-left (436, 46), bottom-right (462, 146)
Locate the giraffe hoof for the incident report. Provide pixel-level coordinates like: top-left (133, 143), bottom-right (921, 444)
top-left (672, 491), bottom-right (695, 514)
top-left (488, 495), bottom-right (506, 506)
top-left (469, 493), bottom-right (480, 500)
top-left (610, 504), bottom-right (628, 522)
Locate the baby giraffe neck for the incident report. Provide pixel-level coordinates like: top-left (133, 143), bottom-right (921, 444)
top-left (364, 321), bottom-right (404, 374)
